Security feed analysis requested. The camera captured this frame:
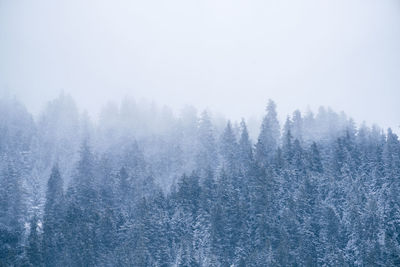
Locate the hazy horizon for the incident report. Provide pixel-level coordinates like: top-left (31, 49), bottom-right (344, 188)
top-left (1, 0), bottom-right (399, 132)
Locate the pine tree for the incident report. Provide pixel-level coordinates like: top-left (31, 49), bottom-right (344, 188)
top-left (308, 142), bottom-right (323, 173)
top-left (27, 214), bottom-right (43, 266)
top-left (219, 121), bottom-right (238, 173)
top-left (238, 119), bottom-right (253, 172)
top-left (0, 162), bottom-right (25, 265)
top-left (382, 129), bottom-right (400, 265)
top-left (255, 99), bottom-right (280, 165)
top-left (292, 110), bottom-right (303, 144)
top-left (42, 165), bottom-right (64, 266)
top-left (196, 111), bottom-right (218, 175)
top-left (64, 141), bottom-right (101, 266)
top-left (282, 117), bottom-right (294, 162)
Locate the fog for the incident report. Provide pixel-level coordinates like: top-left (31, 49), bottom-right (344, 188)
top-left (1, 0), bottom-right (399, 131)
top-left (2, 2), bottom-right (400, 265)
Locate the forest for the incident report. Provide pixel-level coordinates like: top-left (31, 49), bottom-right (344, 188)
top-left (0, 94), bottom-right (399, 266)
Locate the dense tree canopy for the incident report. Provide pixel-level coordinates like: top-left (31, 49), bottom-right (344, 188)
top-left (0, 95), bottom-right (399, 266)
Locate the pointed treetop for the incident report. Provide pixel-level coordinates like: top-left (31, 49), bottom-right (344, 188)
top-left (266, 99), bottom-right (277, 116)
top-left (47, 164), bottom-right (63, 194)
top-left (239, 119), bottom-right (251, 144)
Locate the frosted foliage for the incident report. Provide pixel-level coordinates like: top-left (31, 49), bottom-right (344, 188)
top-left (0, 95), bottom-right (399, 266)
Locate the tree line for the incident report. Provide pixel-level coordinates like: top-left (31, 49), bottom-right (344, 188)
top-left (0, 96), bottom-right (399, 266)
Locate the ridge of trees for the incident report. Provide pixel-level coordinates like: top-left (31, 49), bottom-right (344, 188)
top-left (0, 95), bottom-right (399, 266)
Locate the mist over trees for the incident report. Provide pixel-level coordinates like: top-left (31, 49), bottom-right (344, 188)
top-left (0, 94), bottom-right (399, 266)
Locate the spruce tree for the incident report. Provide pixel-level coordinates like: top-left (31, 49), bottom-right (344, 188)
top-left (64, 140), bottom-right (100, 266)
top-left (0, 162), bottom-right (25, 265)
top-left (255, 99), bottom-right (280, 165)
top-left (238, 119), bottom-right (253, 172)
top-left (219, 121), bottom-right (238, 173)
top-left (197, 111), bottom-right (218, 175)
top-left (27, 214), bottom-right (43, 266)
top-left (42, 165), bottom-right (64, 266)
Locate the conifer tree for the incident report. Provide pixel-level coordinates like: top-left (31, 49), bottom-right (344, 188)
top-left (219, 121), bottom-right (238, 173)
top-left (238, 119), bottom-right (253, 171)
top-left (42, 165), bottom-right (64, 266)
top-left (0, 162), bottom-right (25, 265)
top-left (27, 214), bottom-right (43, 266)
top-left (197, 111), bottom-right (218, 174)
top-left (256, 99), bottom-right (280, 165)
top-left (64, 140), bottom-right (100, 266)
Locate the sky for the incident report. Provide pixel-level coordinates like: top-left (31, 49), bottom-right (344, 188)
top-left (1, 0), bottom-right (399, 131)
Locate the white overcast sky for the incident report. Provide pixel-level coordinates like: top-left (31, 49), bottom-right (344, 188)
top-left (1, 0), bottom-right (399, 131)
